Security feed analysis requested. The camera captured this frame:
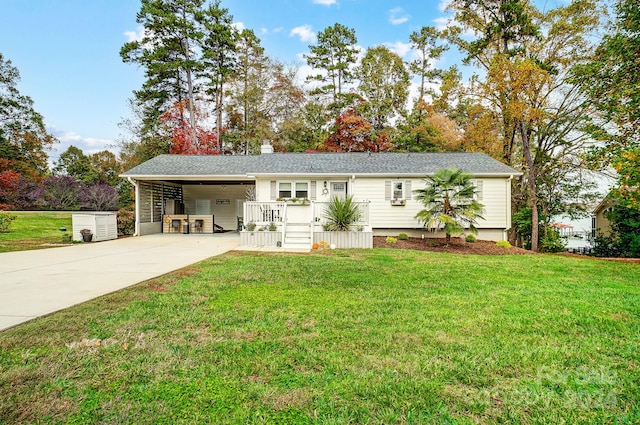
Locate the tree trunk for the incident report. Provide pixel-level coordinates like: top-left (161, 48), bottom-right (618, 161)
top-left (520, 120), bottom-right (538, 252)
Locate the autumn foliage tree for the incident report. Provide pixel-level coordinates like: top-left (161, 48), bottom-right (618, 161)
top-left (160, 100), bottom-right (219, 154)
top-left (323, 109), bottom-right (391, 153)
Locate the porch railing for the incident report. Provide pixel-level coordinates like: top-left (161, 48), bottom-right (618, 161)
top-left (244, 201), bottom-right (286, 225)
top-left (243, 200), bottom-right (370, 231)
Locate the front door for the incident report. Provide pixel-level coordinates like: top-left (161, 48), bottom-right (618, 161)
top-left (330, 182), bottom-right (347, 199)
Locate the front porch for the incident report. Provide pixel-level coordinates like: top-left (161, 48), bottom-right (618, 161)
top-left (240, 201), bottom-right (372, 250)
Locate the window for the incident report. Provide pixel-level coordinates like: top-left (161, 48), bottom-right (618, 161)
top-left (278, 181), bottom-right (309, 199)
top-left (385, 180), bottom-right (412, 201)
top-left (392, 181), bottom-right (404, 200)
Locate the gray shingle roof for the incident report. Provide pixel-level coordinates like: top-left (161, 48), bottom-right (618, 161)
top-left (121, 152), bottom-right (521, 178)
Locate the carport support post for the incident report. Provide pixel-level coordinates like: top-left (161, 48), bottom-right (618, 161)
top-left (128, 177), bottom-right (140, 236)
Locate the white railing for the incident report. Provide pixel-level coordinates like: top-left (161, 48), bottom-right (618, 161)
top-left (312, 200), bottom-right (370, 230)
top-left (243, 201), bottom-right (287, 225)
top-left (243, 200), bottom-right (370, 232)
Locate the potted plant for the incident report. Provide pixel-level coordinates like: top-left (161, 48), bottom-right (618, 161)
top-left (80, 228), bottom-right (93, 242)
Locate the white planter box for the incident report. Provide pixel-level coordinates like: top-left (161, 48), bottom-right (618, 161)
top-left (313, 231), bottom-right (373, 249)
top-left (240, 231), bottom-right (282, 247)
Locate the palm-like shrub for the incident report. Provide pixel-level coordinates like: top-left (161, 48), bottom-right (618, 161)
top-left (323, 196), bottom-right (362, 231)
top-left (414, 167), bottom-right (484, 243)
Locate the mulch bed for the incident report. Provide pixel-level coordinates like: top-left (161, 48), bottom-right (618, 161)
top-left (373, 236), bottom-right (534, 255)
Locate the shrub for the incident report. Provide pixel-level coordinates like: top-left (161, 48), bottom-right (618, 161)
top-left (539, 228), bottom-right (566, 253)
top-left (323, 196), bottom-right (361, 231)
top-left (246, 222), bottom-right (256, 231)
top-left (117, 207), bottom-right (135, 235)
top-left (591, 233), bottom-right (623, 257)
top-left (0, 212), bottom-right (17, 233)
top-left (268, 222), bottom-right (277, 231)
top-left (82, 183), bottom-right (119, 211)
top-left (398, 233), bottom-right (409, 240)
top-left (386, 236), bottom-right (397, 244)
top-left (496, 240), bottom-right (511, 249)
top-left (465, 234), bottom-right (477, 243)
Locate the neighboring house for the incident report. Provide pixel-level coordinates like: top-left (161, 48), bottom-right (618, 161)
top-left (121, 148), bottom-right (521, 249)
top-left (592, 195), bottom-right (615, 238)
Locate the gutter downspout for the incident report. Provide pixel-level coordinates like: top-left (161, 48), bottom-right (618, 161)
top-left (127, 177), bottom-right (139, 236)
top-left (505, 174), bottom-right (515, 241)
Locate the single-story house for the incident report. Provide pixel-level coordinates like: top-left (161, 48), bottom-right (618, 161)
top-left (121, 148), bottom-right (521, 249)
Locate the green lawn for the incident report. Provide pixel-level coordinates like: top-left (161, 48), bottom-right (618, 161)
top-left (1, 250), bottom-right (639, 424)
top-left (0, 212), bottom-right (73, 252)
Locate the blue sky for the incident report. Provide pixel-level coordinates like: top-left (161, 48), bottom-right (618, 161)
top-left (1, 0), bottom-right (458, 162)
top-left (1, 0), bottom-right (575, 162)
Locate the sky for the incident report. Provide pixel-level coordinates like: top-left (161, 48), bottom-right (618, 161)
top-left (1, 0), bottom-right (567, 164)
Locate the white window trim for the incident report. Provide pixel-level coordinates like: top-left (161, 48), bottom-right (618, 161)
top-left (391, 180), bottom-right (406, 200)
top-left (277, 180), bottom-right (311, 200)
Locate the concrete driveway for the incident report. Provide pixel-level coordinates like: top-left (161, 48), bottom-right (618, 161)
top-left (0, 234), bottom-right (240, 331)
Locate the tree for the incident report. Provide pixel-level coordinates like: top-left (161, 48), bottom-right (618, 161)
top-left (408, 26), bottom-right (448, 103)
top-left (82, 184), bottom-right (120, 211)
top-left (265, 63), bottom-right (307, 150)
top-left (414, 167), bottom-right (484, 243)
top-left (571, 0), bottom-right (640, 208)
top-left (305, 23), bottom-right (358, 108)
top-left (201, 0), bottom-right (236, 149)
top-left (357, 46), bottom-right (410, 130)
top-left (54, 146), bottom-right (94, 184)
top-left (323, 109), bottom-right (391, 153)
top-left (159, 100), bottom-right (219, 154)
top-left (446, 0), bottom-right (603, 251)
top-left (394, 100), bottom-right (463, 152)
top-left (0, 53), bottom-right (56, 178)
top-left (88, 150), bottom-right (122, 187)
top-left (120, 0), bottom-right (206, 150)
top-left (38, 176), bottom-right (85, 211)
top-left (224, 29), bottom-right (269, 154)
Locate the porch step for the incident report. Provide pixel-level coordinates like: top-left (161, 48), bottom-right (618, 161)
top-left (281, 222), bottom-right (312, 250)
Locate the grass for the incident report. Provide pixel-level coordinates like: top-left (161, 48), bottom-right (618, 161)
top-left (1, 249), bottom-right (639, 424)
top-left (0, 212), bottom-right (73, 252)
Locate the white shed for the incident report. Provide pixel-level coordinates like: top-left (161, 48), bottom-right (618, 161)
top-left (72, 212), bottom-right (118, 242)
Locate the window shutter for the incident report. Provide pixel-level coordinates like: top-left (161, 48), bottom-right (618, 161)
top-left (405, 180), bottom-right (412, 200)
top-left (310, 181), bottom-right (317, 200)
top-left (475, 180), bottom-right (483, 201)
top-left (270, 181), bottom-right (276, 199)
top-left (385, 181), bottom-right (391, 200)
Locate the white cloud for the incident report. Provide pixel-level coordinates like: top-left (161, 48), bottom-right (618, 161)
top-left (260, 27), bottom-right (268, 35)
top-left (232, 21), bottom-right (245, 31)
top-left (313, 0), bottom-right (337, 5)
top-left (389, 7), bottom-right (410, 25)
top-left (384, 41), bottom-right (413, 59)
top-left (47, 126), bottom-right (115, 162)
top-left (438, 0), bottom-right (452, 13)
top-left (123, 26), bottom-right (145, 42)
top-left (290, 25), bottom-right (316, 43)
top-left (273, 27), bottom-right (284, 33)
top-left (433, 16), bottom-right (451, 31)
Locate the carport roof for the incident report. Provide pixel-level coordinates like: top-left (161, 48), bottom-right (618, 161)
top-left (121, 152), bottom-right (522, 179)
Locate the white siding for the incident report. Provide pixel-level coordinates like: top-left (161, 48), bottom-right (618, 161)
top-left (254, 176), bottom-right (512, 232)
top-left (351, 177), bottom-right (510, 230)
